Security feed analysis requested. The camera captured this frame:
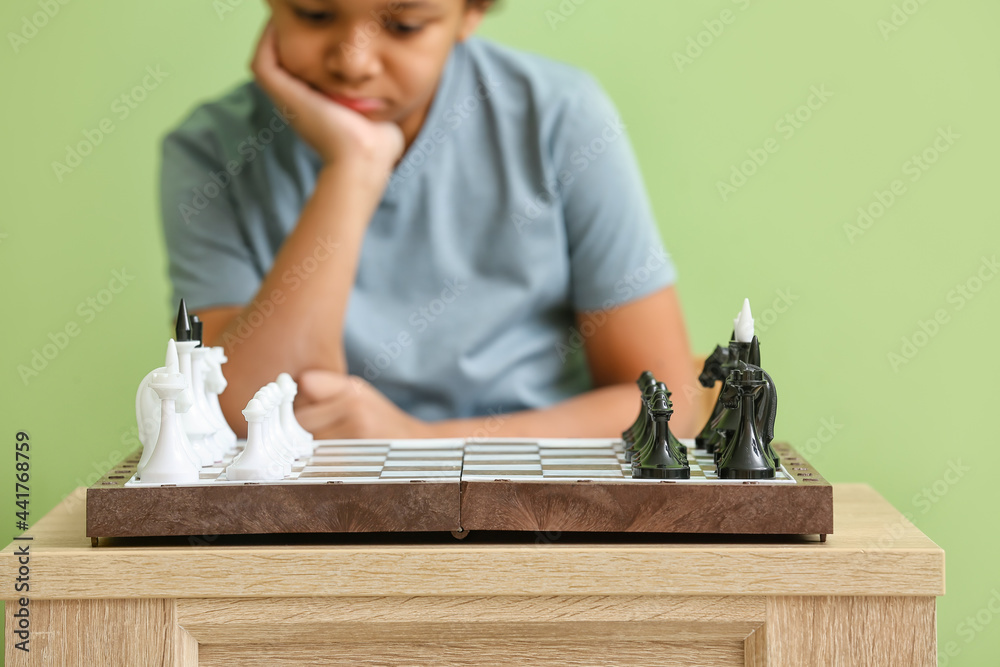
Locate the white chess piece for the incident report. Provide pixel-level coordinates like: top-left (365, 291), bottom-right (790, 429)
top-left (277, 373), bottom-right (314, 457)
top-left (259, 385), bottom-right (295, 474)
top-left (204, 347), bottom-right (237, 452)
top-left (175, 340), bottom-right (218, 466)
top-left (137, 339), bottom-right (200, 476)
top-left (191, 347), bottom-right (228, 461)
top-left (266, 383), bottom-right (298, 459)
top-left (226, 399), bottom-right (286, 481)
top-left (734, 298), bottom-right (755, 343)
top-left (139, 366), bottom-right (200, 484)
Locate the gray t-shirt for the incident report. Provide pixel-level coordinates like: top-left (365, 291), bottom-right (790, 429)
top-left (160, 37), bottom-right (676, 421)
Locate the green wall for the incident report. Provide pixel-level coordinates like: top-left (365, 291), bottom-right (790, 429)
top-left (2, 0), bottom-right (998, 663)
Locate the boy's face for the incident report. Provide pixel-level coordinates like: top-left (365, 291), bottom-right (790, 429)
top-left (267, 0), bottom-right (485, 137)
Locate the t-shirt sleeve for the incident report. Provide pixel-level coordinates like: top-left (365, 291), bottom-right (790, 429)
top-left (555, 75), bottom-right (677, 313)
top-left (159, 125), bottom-right (261, 312)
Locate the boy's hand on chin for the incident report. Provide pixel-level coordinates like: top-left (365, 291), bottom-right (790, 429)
top-left (250, 22), bottom-right (403, 173)
top-left (292, 369), bottom-right (434, 440)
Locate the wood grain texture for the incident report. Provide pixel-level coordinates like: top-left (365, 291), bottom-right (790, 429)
top-left (461, 442), bottom-right (832, 535)
top-left (88, 453), bottom-right (460, 537)
top-left (744, 624), bottom-right (767, 667)
top-left (196, 640), bottom-right (746, 666)
top-left (3, 598), bottom-right (195, 666)
top-left (765, 596), bottom-right (937, 666)
top-left (175, 624), bottom-right (198, 666)
top-left (87, 443), bottom-right (830, 539)
top-left (1, 484), bottom-right (943, 600)
top-left (460, 474), bottom-right (832, 535)
top-left (176, 595), bottom-right (765, 644)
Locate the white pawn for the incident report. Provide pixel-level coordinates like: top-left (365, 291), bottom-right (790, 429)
top-left (140, 367), bottom-right (200, 484)
top-left (258, 386), bottom-right (294, 473)
top-left (734, 298), bottom-right (755, 343)
top-left (277, 373), bottom-right (314, 457)
top-left (254, 387), bottom-right (292, 475)
top-left (226, 399), bottom-right (286, 481)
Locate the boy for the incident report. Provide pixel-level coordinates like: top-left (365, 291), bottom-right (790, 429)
top-left (160, 0), bottom-right (700, 438)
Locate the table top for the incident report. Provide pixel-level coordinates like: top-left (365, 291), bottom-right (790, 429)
top-left (1, 484), bottom-right (943, 600)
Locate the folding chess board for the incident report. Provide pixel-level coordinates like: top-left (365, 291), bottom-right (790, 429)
top-left (87, 439), bottom-right (833, 542)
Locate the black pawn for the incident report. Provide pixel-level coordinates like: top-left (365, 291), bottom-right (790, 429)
top-left (633, 383), bottom-right (687, 464)
top-left (656, 381), bottom-right (688, 456)
top-left (634, 391), bottom-right (690, 479)
top-left (175, 299), bottom-right (192, 342)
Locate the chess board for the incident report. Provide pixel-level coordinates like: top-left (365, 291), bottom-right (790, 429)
top-left (87, 439), bottom-right (832, 542)
top-left (128, 439), bottom-right (469, 485)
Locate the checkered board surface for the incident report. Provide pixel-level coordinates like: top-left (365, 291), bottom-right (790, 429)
top-left (124, 439), bottom-right (466, 487)
top-left (123, 438), bottom-right (795, 487)
top-left (463, 438), bottom-right (796, 484)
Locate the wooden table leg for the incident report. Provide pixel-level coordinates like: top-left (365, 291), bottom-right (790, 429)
top-left (4, 598), bottom-right (196, 666)
top-left (764, 596), bottom-right (937, 666)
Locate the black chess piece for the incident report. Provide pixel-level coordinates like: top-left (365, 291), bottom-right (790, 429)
top-left (631, 382), bottom-right (686, 465)
top-left (699, 335), bottom-right (762, 455)
top-left (657, 381), bottom-right (688, 457)
top-left (190, 314), bottom-right (203, 347)
top-left (716, 361), bottom-right (778, 479)
top-left (710, 337), bottom-right (780, 466)
top-left (633, 389), bottom-right (690, 479)
top-left (175, 299), bottom-right (192, 342)
top-left (694, 335), bottom-right (736, 451)
top-left (623, 372), bottom-right (657, 462)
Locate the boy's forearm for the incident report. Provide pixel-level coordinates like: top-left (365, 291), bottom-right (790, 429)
top-left (213, 161), bottom-right (386, 430)
top-left (428, 384), bottom-right (664, 439)
top-left (430, 379), bottom-right (706, 440)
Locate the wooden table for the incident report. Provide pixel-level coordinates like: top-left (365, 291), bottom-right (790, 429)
top-left (2, 483), bottom-right (943, 666)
